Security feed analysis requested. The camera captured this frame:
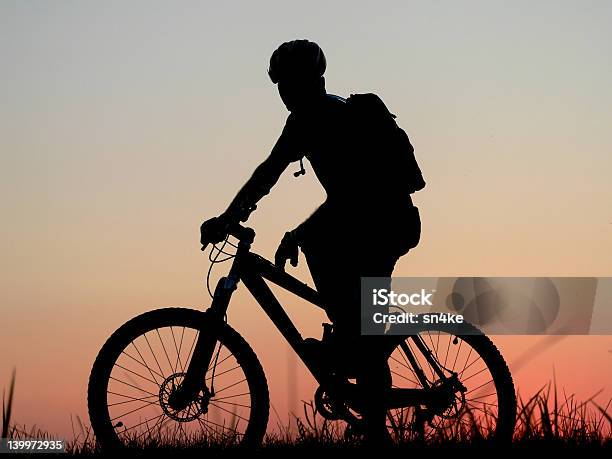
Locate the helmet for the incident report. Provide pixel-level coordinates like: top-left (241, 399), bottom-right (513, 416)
top-left (268, 40), bottom-right (326, 84)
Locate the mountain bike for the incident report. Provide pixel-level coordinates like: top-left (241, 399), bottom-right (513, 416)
top-left (88, 220), bottom-right (516, 449)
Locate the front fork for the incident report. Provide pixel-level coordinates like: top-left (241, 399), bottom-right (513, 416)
top-left (168, 274), bottom-right (239, 411)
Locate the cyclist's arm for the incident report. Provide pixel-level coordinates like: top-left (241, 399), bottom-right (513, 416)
top-left (223, 117), bottom-right (303, 220)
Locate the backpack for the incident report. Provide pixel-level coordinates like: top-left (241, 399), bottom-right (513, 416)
top-left (345, 93), bottom-right (426, 195)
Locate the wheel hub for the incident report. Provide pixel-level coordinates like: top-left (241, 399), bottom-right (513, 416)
top-left (159, 372), bottom-right (210, 422)
top-left (429, 374), bottom-right (467, 419)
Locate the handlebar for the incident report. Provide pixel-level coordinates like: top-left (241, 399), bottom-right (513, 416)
top-left (228, 222), bottom-right (256, 244)
top-left (201, 220), bottom-right (255, 252)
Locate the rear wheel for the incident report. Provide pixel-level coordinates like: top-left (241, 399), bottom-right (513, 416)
top-left (88, 308), bottom-right (269, 450)
top-left (386, 322), bottom-right (516, 443)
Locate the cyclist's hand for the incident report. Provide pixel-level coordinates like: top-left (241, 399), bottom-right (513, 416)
top-left (274, 231), bottom-right (299, 269)
top-left (200, 215), bottom-right (230, 250)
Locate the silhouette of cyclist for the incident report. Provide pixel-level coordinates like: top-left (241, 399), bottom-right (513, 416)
top-left (201, 39), bottom-right (423, 444)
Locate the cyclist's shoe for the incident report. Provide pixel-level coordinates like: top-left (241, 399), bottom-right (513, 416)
top-left (301, 323), bottom-right (336, 369)
top-left (302, 325), bottom-right (364, 377)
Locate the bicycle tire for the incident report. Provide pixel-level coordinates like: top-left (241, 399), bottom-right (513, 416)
top-left (382, 321), bottom-right (516, 443)
top-left (88, 307), bottom-right (269, 450)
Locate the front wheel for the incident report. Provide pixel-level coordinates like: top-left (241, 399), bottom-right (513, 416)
top-left (88, 308), bottom-right (269, 450)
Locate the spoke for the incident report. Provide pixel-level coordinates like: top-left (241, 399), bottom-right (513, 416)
top-left (149, 415), bottom-right (168, 439)
top-left (451, 339), bottom-right (463, 372)
top-left (200, 417), bottom-right (243, 437)
top-left (213, 392), bottom-right (250, 402)
top-left (468, 391), bottom-right (497, 402)
top-left (134, 413), bottom-right (169, 441)
top-left (110, 399), bottom-right (160, 422)
top-left (392, 347), bottom-right (422, 385)
top-left (208, 350), bottom-right (234, 372)
top-left (114, 363), bottom-right (158, 386)
top-left (184, 330), bottom-right (199, 368)
top-left (390, 354), bottom-right (411, 371)
top-left (459, 346), bottom-right (474, 377)
top-left (170, 327), bottom-right (182, 374)
top-left (176, 327), bottom-right (186, 373)
top-left (131, 340), bottom-right (163, 384)
top-left (461, 365), bottom-right (489, 384)
top-left (118, 413), bottom-right (164, 434)
top-left (209, 402), bottom-right (250, 423)
top-left (465, 378), bottom-right (495, 396)
top-left (108, 394), bottom-right (158, 407)
top-left (107, 390), bottom-right (157, 401)
top-left (212, 399), bottom-right (251, 409)
top-left (109, 376), bottom-right (158, 397)
top-left (206, 364), bottom-right (242, 381)
top-left (142, 333), bottom-right (167, 380)
top-left (156, 328), bottom-right (175, 375)
top-left (196, 417), bottom-right (216, 438)
top-left (214, 378), bottom-right (247, 395)
top-left (390, 369), bottom-right (419, 386)
top-left (121, 350), bottom-right (165, 382)
top-left (458, 354), bottom-right (483, 378)
top-left (443, 334), bottom-right (452, 368)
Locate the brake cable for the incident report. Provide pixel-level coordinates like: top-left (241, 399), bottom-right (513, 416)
top-left (205, 236), bottom-right (236, 298)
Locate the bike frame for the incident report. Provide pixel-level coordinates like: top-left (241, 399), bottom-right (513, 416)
top-left (173, 225), bottom-right (450, 411)
top-left (202, 230), bottom-right (330, 385)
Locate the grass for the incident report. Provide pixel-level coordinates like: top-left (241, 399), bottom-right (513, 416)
top-left (2, 368), bottom-right (15, 439)
top-left (2, 371), bottom-right (610, 454)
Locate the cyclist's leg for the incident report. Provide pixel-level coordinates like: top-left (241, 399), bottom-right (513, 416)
top-left (353, 249), bottom-right (398, 444)
top-left (300, 237), bottom-right (349, 325)
top-left (302, 237), bottom-right (398, 443)
top-left (354, 344), bottom-right (393, 445)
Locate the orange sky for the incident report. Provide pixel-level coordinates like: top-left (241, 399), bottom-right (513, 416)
top-left (1, 0), bottom-right (611, 439)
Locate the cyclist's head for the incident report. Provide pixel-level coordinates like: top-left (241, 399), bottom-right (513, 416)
top-left (268, 39), bottom-right (326, 112)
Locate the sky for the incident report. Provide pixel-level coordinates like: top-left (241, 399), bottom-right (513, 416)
top-left (1, 0), bottom-right (611, 438)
